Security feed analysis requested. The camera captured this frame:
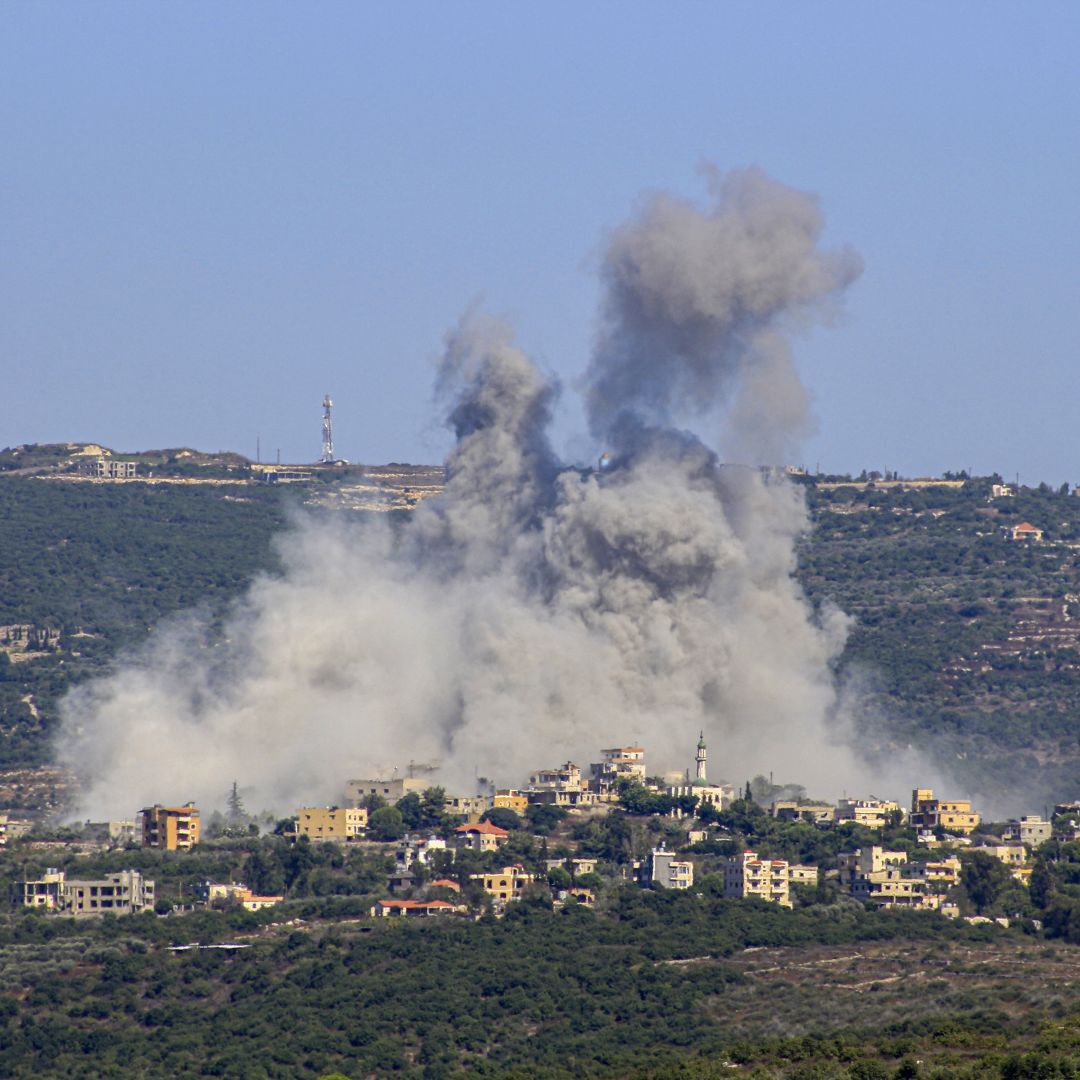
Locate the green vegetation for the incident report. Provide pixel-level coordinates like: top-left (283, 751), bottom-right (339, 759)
top-left (799, 476), bottom-right (1080, 805)
top-left (0, 859), bottom-right (1033, 1080)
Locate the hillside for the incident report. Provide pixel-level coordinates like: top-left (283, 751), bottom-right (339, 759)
top-left (1, 461), bottom-right (1079, 813)
top-left (800, 475), bottom-right (1080, 807)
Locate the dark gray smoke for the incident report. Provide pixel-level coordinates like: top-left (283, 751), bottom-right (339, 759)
top-left (59, 167), bottom-right (877, 818)
top-left (588, 165), bottom-right (862, 463)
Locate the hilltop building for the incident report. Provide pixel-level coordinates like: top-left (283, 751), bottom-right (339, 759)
top-left (909, 789), bottom-right (980, 835)
top-left (667, 732), bottom-right (732, 810)
top-left (141, 803), bottom-right (200, 851)
top-left (346, 776), bottom-right (427, 805)
top-left (589, 747), bottom-right (647, 792)
top-left (295, 806), bottom-right (368, 842)
top-left (835, 797), bottom-right (903, 829)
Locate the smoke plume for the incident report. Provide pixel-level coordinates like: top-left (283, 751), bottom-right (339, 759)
top-left (59, 167), bottom-right (872, 818)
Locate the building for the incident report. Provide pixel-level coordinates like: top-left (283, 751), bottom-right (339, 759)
top-left (835, 797), bottom-right (903, 829)
top-left (724, 851), bottom-right (791, 908)
top-left (990, 483), bottom-right (1014, 498)
top-left (195, 881), bottom-right (283, 910)
top-left (1005, 816), bottom-right (1052, 848)
top-left (772, 801), bottom-right (836, 825)
top-left (82, 820), bottom-right (138, 846)
top-left (295, 806), bottom-right (368, 842)
top-left (141, 803), bottom-right (200, 851)
top-left (83, 457), bottom-right (137, 479)
top-left (851, 870), bottom-right (942, 911)
top-left (0, 814), bottom-right (33, 847)
top-left (395, 834), bottom-right (448, 870)
top-left (446, 795), bottom-right (489, 820)
top-left (529, 762), bottom-right (583, 790)
top-left (371, 899), bottom-right (464, 918)
top-left (667, 732), bottom-right (732, 810)
top-left (646, 847), bottom-right (694, 890)
top-left (838, 846), bottom-right (908, 888)
top-left (909, 789), bottom-right (980, 835)
top-left (14, 868), bottom-right (155, 917)
top-left (1006, 522), bottom-right (1044, 542)
top-left (590, 746), bottom-right (647, 786)
top-left (492, 790), bottom-right (529, 816)
top-left (14, 867), bottom-right (66, 910)
top-left (972, 842), bottom-right (1027, 867)
top-left (346, 777), bottom-right (427, 805)
top-left (788, 865), bottom-right (819, 887)
top-left (454, 821), bottom-right (509, 853)
top-left (470, 865), bottom-right (538, 903)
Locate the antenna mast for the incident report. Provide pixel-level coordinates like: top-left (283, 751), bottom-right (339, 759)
top-left (321, 395), bottom-right (334, 463)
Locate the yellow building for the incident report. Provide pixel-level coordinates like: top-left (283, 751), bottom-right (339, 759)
top-left (471, 864), bottom-right (538, 902)
top-left (852, 870), bottom-right (943, 911)
top-left (295, 806), bottom-right (368, 842)
top-left (724, 851), bottom-right (792, 908)
top-left (141, 803), bottom-right (200, 851)
top-left (492, 790), bottom-right (528, 815)
top-left (835, 798), bottom-right (902, 829)
top-left (910, 789), bottom-right (980, 835)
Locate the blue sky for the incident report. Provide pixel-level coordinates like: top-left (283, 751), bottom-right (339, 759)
top-left (2, 3), bottom-right (1078, 482)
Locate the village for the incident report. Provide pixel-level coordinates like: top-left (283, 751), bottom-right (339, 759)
top-left (4, 732), bottom-right (1075, 929)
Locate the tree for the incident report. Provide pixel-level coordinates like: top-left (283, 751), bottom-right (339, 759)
top-left (396, 793), bottom-right (424, 830)
top-left (482, 807), bottom-right (521, 831)
top-left (368, 806), bottom-right (405, 842)
top-left (961, 851), bottom-right (1011, 913)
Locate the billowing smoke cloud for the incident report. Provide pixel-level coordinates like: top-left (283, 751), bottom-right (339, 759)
top-left (59, 167), bottom-right (874, 818)
top-left (587, 164), bottom-right (862, 464)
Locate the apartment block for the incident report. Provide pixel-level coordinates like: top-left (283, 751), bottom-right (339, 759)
top-left (14, 868), bottom-right (154, 916)
top-left (647, 847), bottom-right (694, 890)
top-left (724, 851), bottom-right (791, 908)
top-left (295, 806), bottom-right (368, 842)
top-left (909, 789), bottom-right (980, 835)
top-left (1005, 816), bottom-right (1052, 848)
top-left (141, 803), bottom-right (200, 851)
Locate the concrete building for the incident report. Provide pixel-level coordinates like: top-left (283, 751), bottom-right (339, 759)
top-left (15, 868), bottom-right (154, 916)
top-left (14, 867), bottom-right (66, 910)
top-left (838, 846), bottom-right (908, 888)
top-left (447, 795), bottom-right (489, 820)
top-left (196, 881), bottom-right (283, 911)
top-left (454, 821), bottom-right (509, 853)
top-left (529, 762), bottom-right (582, 790)
top-left (1005, 816), bottom-right (1052, 848)
top-left (851, 870), bottom-right (942, 911)
top-left (835, 797), bottom-right (903, 829)
top-left (590, 746), bottom-right (647, 786)
top-left (724, 851), bottom-right (792, 908)
top-left (346, 777), bottom-right (427, 805)
top-left (771, 801), bottom-right (836, 825)
top-left (492, 790), bottom-right (528, 815)
top-left (909, 789), bottom-right (980, 835)
top-left (84, 457), bottom-right (137, 479)
top-left (470, 865), bottom-right (538, 903)
top-left (651, 848), bottom-right (694, 890)
top-left (141, 803), bottom-right (200, 851)
top-left (295, 806), bottom-right (368, 842)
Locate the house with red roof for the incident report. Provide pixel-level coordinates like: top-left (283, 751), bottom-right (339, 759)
top-left (453, 820), bottom-right (509, 853)
top-left (1006, 522), bottom-right (1044, 542)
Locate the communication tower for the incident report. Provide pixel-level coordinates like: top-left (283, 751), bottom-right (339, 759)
top-left (320, 395), bottom-right (334, 463)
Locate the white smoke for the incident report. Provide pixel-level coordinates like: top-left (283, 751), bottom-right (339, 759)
top-left (59, 167), bottom-right (877, 818)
